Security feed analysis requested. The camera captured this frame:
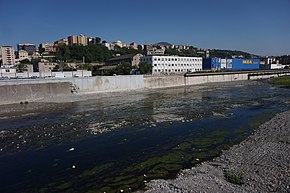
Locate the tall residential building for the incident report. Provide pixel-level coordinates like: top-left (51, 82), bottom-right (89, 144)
top-left (77, 34), bottom-right (88, 46)
top-left (141, 55), bottom-right (203, 75)
top-left (68, 35), bottom-right (78, 45)
top-left (1, 46), bottom-right (15, 65)
top-left (17, 44), bottom-right (36, 55)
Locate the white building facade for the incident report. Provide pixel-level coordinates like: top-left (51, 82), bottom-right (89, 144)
top-left (141, 55), bottom-right (202, 75)
top-left (18, 50), bottom-right (29, 61)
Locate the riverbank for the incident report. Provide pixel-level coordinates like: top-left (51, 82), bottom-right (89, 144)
top-left (1, 71), bottom-right (290, 105)
top-left (138, 110), bottom-right (290, 193)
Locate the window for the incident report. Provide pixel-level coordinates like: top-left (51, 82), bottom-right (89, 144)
top-left (6, 69), bottom-right (10, 72)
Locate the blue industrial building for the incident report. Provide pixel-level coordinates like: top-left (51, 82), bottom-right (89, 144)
top-left (203, 58), bottom-right (260, 71)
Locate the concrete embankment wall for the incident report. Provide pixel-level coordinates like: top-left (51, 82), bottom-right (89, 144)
top-left (186, 73), bottom-right (249, 86)
top-left (71, 75), bottom-right (144, 93)
top-left (144, 76), bottom-right (185, 88)
top-left (144, 73), bottom-right (249, 88)
top-left (1, 70), bottom-right (289, 105)
top-left (0, 82), bottom-right (71, 104)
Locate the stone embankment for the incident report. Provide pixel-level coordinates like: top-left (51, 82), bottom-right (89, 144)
top-left (138, 110), bottom-right (290, 193)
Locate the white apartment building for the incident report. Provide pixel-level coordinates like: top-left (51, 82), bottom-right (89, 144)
top-left (141, 55), bottom-right (202, 75)
top-left (1, 46), bottom-right (15, 65)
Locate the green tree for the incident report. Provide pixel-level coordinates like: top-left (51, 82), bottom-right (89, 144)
top-left (31, 58), bottom-right (41, 65)
top-left (138, 62), bottom-right (152, 74)
top-left (19, 59), bottom-right (30, 64)
top-left (112, 62), bottom-right (133, 75)
top-left (56, 44), bottom-right (70, 61)
top-left (77, 63), bottom-right (93, 71)
top-left (17, 63), bottom-right (27, 72)
top-left (56, 62), bottom-right (70, 71)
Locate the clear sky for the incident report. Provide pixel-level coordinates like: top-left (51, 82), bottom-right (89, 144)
top-left (0, 0), bottom-right (290, 56)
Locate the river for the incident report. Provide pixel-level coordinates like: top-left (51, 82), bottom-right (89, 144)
top-left (0, 80), bottom-right (290, 193)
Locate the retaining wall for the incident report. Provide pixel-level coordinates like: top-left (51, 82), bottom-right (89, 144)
top-left (144, 76), bottom-right (185, 88)
top-left (1, 71), bottom-right (289, 105)
top-left (71, 75), bottom-right (144, 93)
top-left (0, 82), bottom-right (71, 104)
top-left (144, 73), bottom-right (249, 88)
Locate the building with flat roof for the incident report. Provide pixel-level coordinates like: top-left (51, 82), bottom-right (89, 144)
top-left (68, 35), bottom-right (78, 45)
top-left (1, 46), bottom-right (15, 65)
top-left (39, 43), bottom-right (56, 53)
top-left (0, 66), bottom-right (16, 77)
top-left (203, 58), bottom-right (260, 71)
top-left (54, 38), bottom-right (69, 46)
top-left (141, 55), bottom-right (202, 75)
top-left (107, 54), bottom-right (143, 66)
top-left (77, 34), bottom-right (88, 46)
top-left (17, 44), bottom-right (36, 55)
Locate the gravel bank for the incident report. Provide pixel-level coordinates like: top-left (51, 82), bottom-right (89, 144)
top-left (138, 110), bottom-right (290, 193)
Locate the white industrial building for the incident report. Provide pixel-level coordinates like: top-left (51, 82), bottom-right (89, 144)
top-left (141, 55), bottom-right (202, 75)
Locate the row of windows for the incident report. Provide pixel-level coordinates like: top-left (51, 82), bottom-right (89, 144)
top-left (153, 69), bottom-right (202, 73)
top-left (153, 63), bottom-right (201, 67)
top-left (153, 58), bottom-right (201, 62)
top-left (141, 57), bottom-right (202, 62)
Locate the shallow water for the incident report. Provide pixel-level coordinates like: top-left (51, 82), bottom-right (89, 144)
top-left (0, 80), bottom-right (290, 193)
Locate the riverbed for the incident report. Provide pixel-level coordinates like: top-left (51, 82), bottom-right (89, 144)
top-left (0, 80), bottom-right (289, 193)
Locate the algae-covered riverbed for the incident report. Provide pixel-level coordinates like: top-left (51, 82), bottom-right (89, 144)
top-left (0, 80), bottom-right (290, 193)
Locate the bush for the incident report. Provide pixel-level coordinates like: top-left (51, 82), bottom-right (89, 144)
top-left (224, 170), bottom-right (244, 185)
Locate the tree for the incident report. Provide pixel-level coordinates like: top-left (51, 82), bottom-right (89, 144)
top-left (17, 63), bottom-right (27, 72)
top-left (55, 44), bottom-right (70, 61)
top-left (77, 63), bottom-right (93, 71)
top-left (138, 62), bottom-right (152, 74)
top-left (112, 62), bottom-right (133, 75)
top-left (19, 59), bottom-right (30, 64)
top-left (31, 58), bottom-right (41, 65)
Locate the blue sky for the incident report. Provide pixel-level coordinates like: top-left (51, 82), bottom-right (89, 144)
top-left (0, 0), bottom-right (290, 56)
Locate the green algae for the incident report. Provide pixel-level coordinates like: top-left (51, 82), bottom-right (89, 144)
top-left (55, 182), bottom-right (73, 190)
top-left (270, 76), bottom-right (290, 87)
top-left (80, 162), bottom-right (114, 177)
top-left (38, 111), bottom-right (280, 193)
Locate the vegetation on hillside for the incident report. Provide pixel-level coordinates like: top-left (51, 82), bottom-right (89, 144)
top-left (55, 44), bottom-right (145, 64)
top-left (165, 46), bottom-right (204, 57)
